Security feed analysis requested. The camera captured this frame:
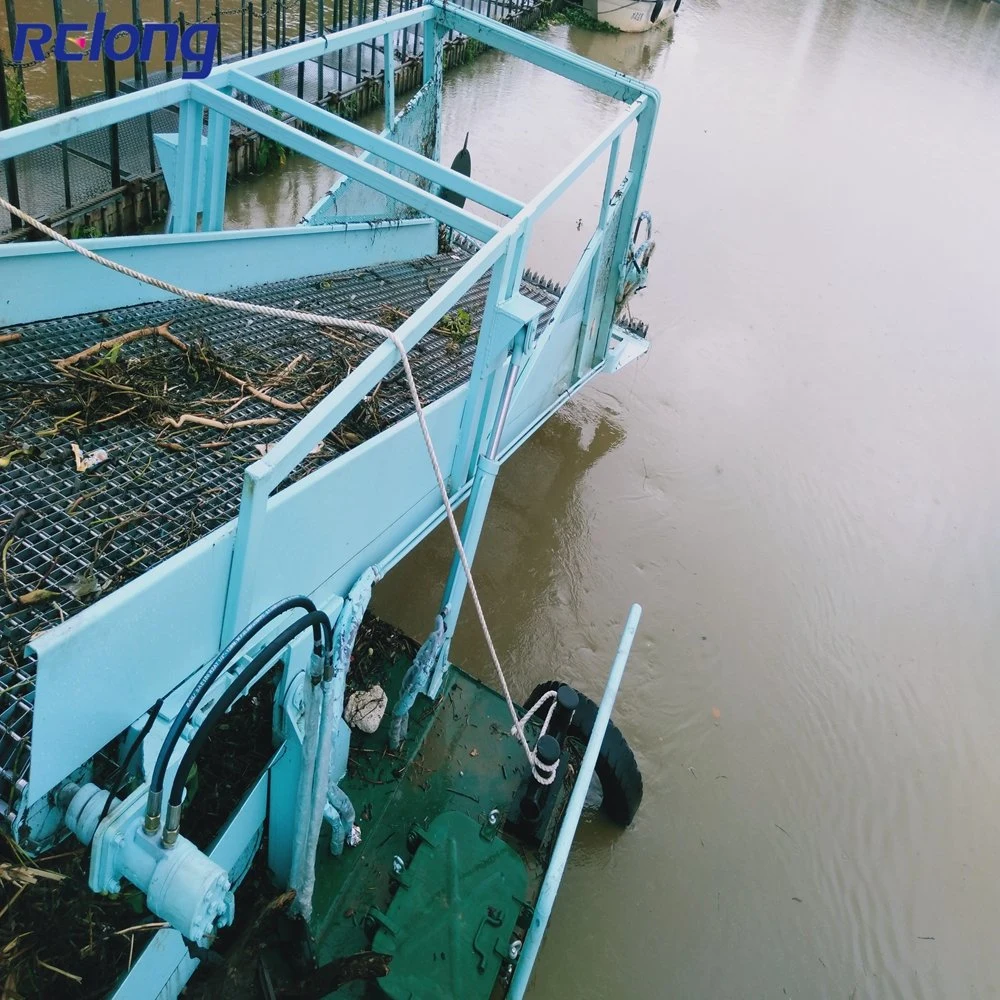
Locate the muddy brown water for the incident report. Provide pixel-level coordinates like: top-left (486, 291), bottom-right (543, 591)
top-left (11, 0), bottom-right (1000, 996)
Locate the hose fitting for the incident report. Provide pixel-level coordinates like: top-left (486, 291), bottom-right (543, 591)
top-left (162, 802), bottom-right (183, 848)
top-left (144, 789), bottom-right (162, 836)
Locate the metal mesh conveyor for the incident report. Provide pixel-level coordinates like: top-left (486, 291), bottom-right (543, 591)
top-left (0, 250), bottom-right (559, 822)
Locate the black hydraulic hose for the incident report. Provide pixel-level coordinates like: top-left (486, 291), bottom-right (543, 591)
top-left (166, 609), bottom-right (332, 818)
top-left (99, 696), bottom-right (166, 824)
top-left (148, 596), bottom-right (323, 803)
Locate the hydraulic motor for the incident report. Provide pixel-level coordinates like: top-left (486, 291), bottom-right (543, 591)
top-left (61, 782), bottom-right (235, 947)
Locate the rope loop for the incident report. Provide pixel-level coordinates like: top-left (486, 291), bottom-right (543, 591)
top-left (511, 688), bottom-right (560, 785)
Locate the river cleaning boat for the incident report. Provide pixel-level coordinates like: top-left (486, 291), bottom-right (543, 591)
top-left (0, 4), bottom-right (657, 996)
top-left (582, 0), bottom-right (681, 34)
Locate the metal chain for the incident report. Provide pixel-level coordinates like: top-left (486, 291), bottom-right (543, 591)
top-left (0, 193), bottom-right (559, 784)
top-left (0, 45), bottom-right (51, 70)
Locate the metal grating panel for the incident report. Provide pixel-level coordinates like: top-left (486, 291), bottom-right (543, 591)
top-left (0, 248), bottom-right (557, 822)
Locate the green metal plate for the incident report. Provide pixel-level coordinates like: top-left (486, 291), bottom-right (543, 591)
top-left (373, 810), bottom-right (528, 1000)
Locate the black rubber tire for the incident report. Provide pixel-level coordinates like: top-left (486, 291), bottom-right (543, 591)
top-left (524, 681), bottom-right (643, 827)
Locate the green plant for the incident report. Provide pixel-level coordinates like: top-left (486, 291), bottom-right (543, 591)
top-left (539, 3), bottom-right (621, 33)
top-left (438, 307), bottom-right (475, 352)
top-left (3, 67), bottom-right (29, 126)
top-left (338, 91), bottom-right (361, 120)
top-left (70, 223), bottom-right (102, 239)
top-left (255, 135), bottom-right (287, 171)
top-left (256, 104), bottom-right (289, 171)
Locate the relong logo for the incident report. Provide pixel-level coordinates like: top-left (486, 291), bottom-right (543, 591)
top-left (13, 12), bottom-right (218, 80)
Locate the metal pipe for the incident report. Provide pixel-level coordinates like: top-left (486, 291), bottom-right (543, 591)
top-left (316, 0), bottom-right (323, 100)
top-left (51, 0), bottom-right (72, 208)
top-left (132, 0), bottom-right (143, 90)
top-left (292, 567), bottom-right (377, 919)
top-left (354, 0), bottom-right (363, 84)
top-left (382, 31), bottom-right (393, 127)
top-left (0, 49), bottom-right (22, 230)
top-left (179, 10), bottom-right (189, 74)
top-left (164, 0), bottom-right (174, 79)
top-left (215, 0), bottom-right (223, 64)
top-left (486, 362), bottom-right (519, 460)
top-left (323, 784), bottom-right (355, 855)
top-left (287, 661), bottom-right (323, 883)
top-left (103, 48), bottom-right (122, 189)
top-left (297, 0), bottom-right (307, 97)
top-left (508, 604), bottom-right (642, 999)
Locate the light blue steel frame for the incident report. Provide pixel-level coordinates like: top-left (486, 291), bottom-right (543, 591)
top-left (0, 7), bottom-right (657, 995)
top-left (510, 604), bottom-right (642, 998)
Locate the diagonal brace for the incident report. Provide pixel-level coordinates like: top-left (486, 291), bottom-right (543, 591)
top-left (191, 85), bottom-right (498, 242)
top-left (228, 71), bottom-right (521, 218)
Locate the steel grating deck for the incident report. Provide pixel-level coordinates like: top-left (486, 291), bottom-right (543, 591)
top-left (0, 249), bottom-right (559, 822)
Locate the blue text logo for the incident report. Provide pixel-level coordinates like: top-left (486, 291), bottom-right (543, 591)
top-left (13, 12), bottom-right (218, 80)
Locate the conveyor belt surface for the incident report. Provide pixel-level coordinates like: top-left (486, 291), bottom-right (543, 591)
top-left (0, 249), bottom-right (558, 820)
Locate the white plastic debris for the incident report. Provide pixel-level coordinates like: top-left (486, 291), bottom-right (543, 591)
top-left (70, 442), bottom-right (109, 473)
top-left (348, 824), bottom-right (362, 848)
top-left (344, 684), bottom-right (387, 734)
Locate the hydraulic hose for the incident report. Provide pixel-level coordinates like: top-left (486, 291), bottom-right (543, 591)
top-left (100, 697), bottom-right (165, 825)
top-left (161, 608), bottom-right (332, 845)
top-left (145, 596), bottom-right (323, 833)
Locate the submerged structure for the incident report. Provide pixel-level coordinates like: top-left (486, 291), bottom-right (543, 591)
top-left (0, 5), bottom-right (657, 997)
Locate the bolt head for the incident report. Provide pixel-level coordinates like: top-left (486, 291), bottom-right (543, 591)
top-left (509, 939), bottom-right (522, 960)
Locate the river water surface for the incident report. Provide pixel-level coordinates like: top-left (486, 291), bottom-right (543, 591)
top-left (232, 0), bottom-right (1000, 997)
top-left (17, 0), bottom-right (1000, 995)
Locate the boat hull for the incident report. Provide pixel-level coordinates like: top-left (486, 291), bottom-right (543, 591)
top-left (593, 0), bottom-right (676, 33)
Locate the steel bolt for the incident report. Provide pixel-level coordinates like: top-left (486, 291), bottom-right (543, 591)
top-left (392, 855), bottom-right (405, 875)
top-left (488, 808), bottom-right (500, 826)
top-left (509, 939), bottom-right (522, 961)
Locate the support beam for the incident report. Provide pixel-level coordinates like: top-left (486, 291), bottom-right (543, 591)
top-left (383, 32), bottom-right (394, 129)
top-left (193, 85), bottom-right (497, 241)
top-left (435, 0), bottom-right (656, 103)
top-left (229, 71), bottom-right (520, 217)
top-left (593, 99), bottom-right (657, 362)
top-left (231, 4), bottom-right (430, 79)
top-left (221, 231), bottom-right (511, 637)
top-left (0, 80), bottom-right (194, 160)
top-left (172, 99), bottom-right (204, 233)
top-left (203, 104), bottom-right (231, 231)
top-left (0, 7), bottom-right (431, 162)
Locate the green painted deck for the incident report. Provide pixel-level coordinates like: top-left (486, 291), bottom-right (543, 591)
top-left (309, 659), bottom-right (550, 998)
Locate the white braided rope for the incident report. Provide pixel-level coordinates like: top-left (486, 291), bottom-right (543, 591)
top-left (0, 195), bottom-right (558, 784)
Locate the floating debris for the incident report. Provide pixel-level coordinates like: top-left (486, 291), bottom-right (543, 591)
top-left (17, 589), bottom-right (59, 606)
top-left (0, 436), bottom-right (36, 469)
top-left (378, 304), bottom-right (478, 354)
top-left (345, 685), bottom-right (388, 733)
top-left (69, 442), bottom-right (110, 473)
top-left (346, 614), bottom-right (420, 697)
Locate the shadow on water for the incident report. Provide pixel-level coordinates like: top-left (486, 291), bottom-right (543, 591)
top-left (372, 405), bottom-right (628, 702)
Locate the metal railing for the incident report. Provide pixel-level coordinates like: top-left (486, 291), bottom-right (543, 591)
top-left (1, 1), bottom-right (658, 823)
top-left (0, 0), bottom-right (545, 236)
